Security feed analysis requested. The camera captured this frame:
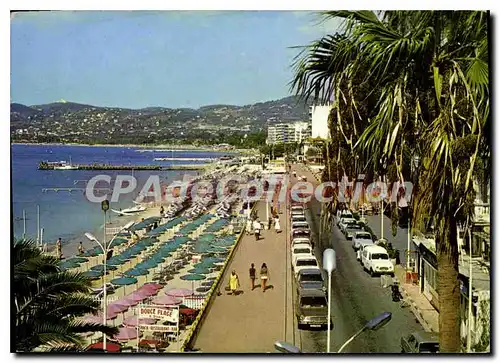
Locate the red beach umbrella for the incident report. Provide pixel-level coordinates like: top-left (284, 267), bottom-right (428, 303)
top-left (87, 341), bottom-right (121, 352)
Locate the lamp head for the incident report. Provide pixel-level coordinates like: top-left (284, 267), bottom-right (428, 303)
top-left (322, 248), bottom-right (336, 273)
top-left (85, 233), bottom-right (97, 242)
top-left (365, 312), bottom-right (392, 331)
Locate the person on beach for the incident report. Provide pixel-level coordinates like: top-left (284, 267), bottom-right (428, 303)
top-left (229, 270), bottom-right (240, 296)
top-left (274, 216), bottom-right (281, 233)
top-left (160, 206), bottom-right (165, 217)
top-left (78, 241), bottom-right (85, 255)
top-left (56, 238), bottom-right (63, 260)
top-left (249, 263), bottom-right (256, 290)
top-left (253, 219), bottom-right (261, 241)
top-left (260, 263), bottom-right (269, 292)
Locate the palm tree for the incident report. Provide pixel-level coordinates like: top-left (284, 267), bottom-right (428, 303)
top-left (14, 239), bottom-right (118, 352)
top-left (292, 10), bottom-right (489, 352)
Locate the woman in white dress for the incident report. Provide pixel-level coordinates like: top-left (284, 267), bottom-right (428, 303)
top-left (274, 217), bottom-right (281, 233)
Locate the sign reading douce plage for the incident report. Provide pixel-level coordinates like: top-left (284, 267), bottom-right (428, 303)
top-left (138, 306), bottom-right (179, 323)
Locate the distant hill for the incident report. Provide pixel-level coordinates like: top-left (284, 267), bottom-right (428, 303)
top-left (11, 95), bottom-right (311, 144)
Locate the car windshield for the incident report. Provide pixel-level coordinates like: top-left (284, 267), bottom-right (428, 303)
top-left (294, 249), bottom-right (311, 254)
top-left (294, 232), bottom-right (309, 238)
top-left (293, 216), bottom-right (306, 221)
top-left (419, 343), bottom-right (439, 353)
top-left (297, 260), bottom-right (317, 267)
top-left (300, 274), bottom-right (322, 282)
top-left (371, 253), bottom-right (389, 260)
top-left (293, 223), bottom-right (308, 228)
top-left (357, 234), bottom-right (372, 239)
top-left (301, 296), bottom-right (327, 308)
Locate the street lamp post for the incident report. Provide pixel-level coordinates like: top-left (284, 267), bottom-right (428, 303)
top-left (273, 311), bottom-right (392, 354)
top-left (323, 249), bottom-right (337, 353)
top-left (85, 217), bottom-right (134, 352)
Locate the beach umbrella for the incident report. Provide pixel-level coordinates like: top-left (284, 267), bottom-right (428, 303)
top-left (81, 315), bottom-right (104, 324)
top-left (123, 293), bottom-right (146, 303)
top-left (212, 239), bottom-right (236, 247)
top-left (66, 257), bottom-right (88, 264)
top-left (196, 286), bottom-right (211, 293)
top-left (165, 288), bottom-right (193, 298)
top-left (106, 258), bottom-right (127, 266)
top-left (109, 237), bottom-right (129, 247)
top-left (201, 257), bottom-right (225, 263)
top-left (59, 261), bottom-right (80, 270)
top-left (201, 280), bottom-right (215, 287)
top-left (87, 341), bottom-right (122, 352)
top-left (143, 282), bottom-right (163, 290)
top-left (180, 274), bottom-right (207, 293)
top-left (111, 277), bottom-right (137, 286)
top-left (124, 268), bottom-right (148, 277)
top-left (83, 249), bottom-right (98, 257)
top-left (151, 295), bottom-right (182, 306)
top-left (112, 327), bottom-right (141, 341)
top-left (188, 268), bottom-right (211, 275)
top-left (90, 264), bottom-right (117, 272)
top-left (116, 297), bottom-right (140, 306)
top-left (123, 315), bottom-right (157, 327)
top-left (83, 270), bottom-right (103, 279)
top-left (107, 302), bottom-right (129, 314)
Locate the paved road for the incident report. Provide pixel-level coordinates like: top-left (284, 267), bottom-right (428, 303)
top-left (291, 165), bottom-right (425, 353)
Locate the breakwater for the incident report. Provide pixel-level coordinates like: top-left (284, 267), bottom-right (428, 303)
top-left (38, 161), bottom-right (207, 171)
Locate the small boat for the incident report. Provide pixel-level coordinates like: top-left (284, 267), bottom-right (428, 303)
top-left (111, 205), bottom-right (147, 216)
top-left (53, 157), bottom-right (78, 170)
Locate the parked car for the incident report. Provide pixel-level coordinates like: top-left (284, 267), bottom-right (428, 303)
top-left (401, 331), bottom-right (439, 353)
top-left (292, 237), bottom-right (311, 247)
top-left (356, 241), bottom-right (375, 261)
top-left (293, 256), bottom-right (319, 276)
top-left (352, 231), bottom-right (373, 250)
top-left (295, 288), bottom-right (332, 330)
top-left (344, 225), bottom-right (364, 240)
top-left (292, 221), bottom-right (310, 231)
top-left (296, 268), bottom-right (324, 291)
top-left (291, 206), bottom-right (305, 216)
top-left (292, 244), bottom-right (313, 261)
top-left (292, 229), bottom-right (310, 240)
top-left (361, 245), bottom-right (395, 277)
top-left (336, 210), bottom-right (353, 225)
top-left (339, 218), bottom-right (357, 233)
top-left (291, 214), bottom-right (307, 223)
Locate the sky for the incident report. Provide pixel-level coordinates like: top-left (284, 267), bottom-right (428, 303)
top-left (11, 11), bottom-right (341, 109)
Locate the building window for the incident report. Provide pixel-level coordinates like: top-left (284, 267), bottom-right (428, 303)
top-left (423, 261), bottom-right (438, 291)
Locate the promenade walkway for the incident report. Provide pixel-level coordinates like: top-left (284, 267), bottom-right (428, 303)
top-left (191, 199), bottom-right (294, 352)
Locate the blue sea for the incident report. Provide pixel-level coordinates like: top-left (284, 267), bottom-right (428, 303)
top-left (11, 144), bottom-right (229, 245)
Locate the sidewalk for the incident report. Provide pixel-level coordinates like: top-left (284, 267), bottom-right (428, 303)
top-left (190, 200), bottom-right (294, 352)
top-left (395, 265), bottom-right (439, 333)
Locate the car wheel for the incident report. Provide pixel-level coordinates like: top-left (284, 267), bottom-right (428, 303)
top-left (370, 268), bottom-right (375, 277)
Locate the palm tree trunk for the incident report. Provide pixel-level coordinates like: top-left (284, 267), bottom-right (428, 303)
top-left (437, 215), bottom-right (461, 352)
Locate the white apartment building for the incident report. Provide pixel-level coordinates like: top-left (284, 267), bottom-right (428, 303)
top-left (267, 122), bottom-right (311, 144)
top-left (310, 105), bottom-right (331, 139)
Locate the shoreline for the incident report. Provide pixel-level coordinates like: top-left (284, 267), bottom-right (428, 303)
top-left (11, 142), bottom-right (241, 153)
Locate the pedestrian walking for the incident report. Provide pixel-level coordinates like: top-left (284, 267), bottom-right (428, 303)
top-left (311, 240), bottom-right (315, 250)
top-left (229, 270), bottom-right (240, 296)
top-left (249, 263), bottom-right (256, 290)
top-left (78, 241), bottom-right (85, 255)
top-left (160, 205), bottom-right (165, 217)
top-left (268, 216), bottom-right (273, 230)
top-left (253, 219), bottom-right (261, 240)
top-left (260, 263), bottom-right (269, 292)
top-left (274, 216), bottom-right (281, 233)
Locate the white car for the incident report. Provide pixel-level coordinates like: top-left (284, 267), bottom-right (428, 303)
top-left (292, 243), bottom-right (314, 261)
top-left (336, 210), bottom-right (353, 225)
top-left (292, 221), bottom-right (310, 231)
top-left (345, 225), bottom-right (364, 240)
top-left (291, 214), bottom-right (307, 223)
top-left (356, 241), bottom-right (375, 261)
top-left (352, 231), bottom-right (373, 250)
top-left (293, 256), bottom-right (319, 276)
top-left (292, 237), bottom-right (311, 247)
top-left (361, 245), bottom-right (395, 277)
top-left (339, 218), bottom-right (357, 233)
top-left (291, 206), bottom-right (305, 216)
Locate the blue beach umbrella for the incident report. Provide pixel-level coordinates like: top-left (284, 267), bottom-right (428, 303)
top-left (90, 264), bottom-right (117, 272)
top-left (123, 268), bottom-right (148, 277)
top-left (109, 237), bottom-right (129, 248)
top-left (83, 270), bottom-right (103, 279)
top-left (111, 276), bottom-right (137, 286)
top-left (66, 257), bottom-right (88, 264)
top-left (188, 268), bottom-right (211, 275)
top-left (59, 261), bottom-right (80, 270)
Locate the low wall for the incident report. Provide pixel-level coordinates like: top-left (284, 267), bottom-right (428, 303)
top-left (180, 202), bottom-right (257, 351)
